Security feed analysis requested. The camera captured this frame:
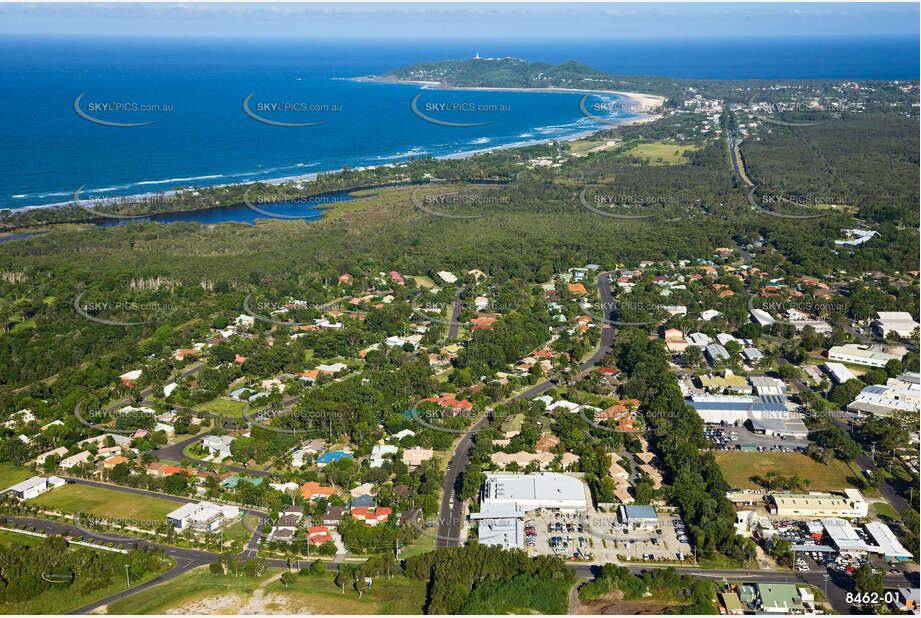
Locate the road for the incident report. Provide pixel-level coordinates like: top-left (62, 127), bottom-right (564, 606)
top-left (435, 271), bottom-right (618, 547)
top-left (567, 564), bottom-right (918, 614)
top-left (446, 285), bottom-right (466, 341)
top-left (773, 354), bottom-right (914, 514)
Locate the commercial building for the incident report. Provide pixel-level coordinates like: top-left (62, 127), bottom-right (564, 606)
top-left (705, 343), bottom-right (730, 364)
top-left (167, 501), bottom-right (238, 532)
top-left (750, 308), bottom-right (775, 327)
top-left (470, 502), bottom-right (526, 550)
top-left (847, 374), bottom-right (920, 416)
top-left (864, 521), bottom-right (914, 560)
top-left (688, 394), bottom-right (806, 437)
top-left (481, 473), bottom-right (588, 513)
top-left (873, 311), bottom-right (920, 338)
top-left (749, 376), bottom-right (787, 396)
top-left (821, 517), bottom-right (868, 556)
top-left (766, 489), bottom-right (867, 518)
top-left (5, 475), bottom-right (65, 500)
top-left (756, 583), bottom-right (803, 613)
top-left (823, 362), bottom-right (858, 385)
top-left (619, 504), bottom-right (659, 529)
top-left (474, 473), bottom-right (588, 550)
top-left (827, 344), bottom-right (904, 368)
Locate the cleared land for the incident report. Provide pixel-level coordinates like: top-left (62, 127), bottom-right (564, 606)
top-left (615, 140), bottom-right (701, 165)
top-left (714, 452), bottom-right (854, 491)
top-left (193, 398), bottom-right (247, 417)
top-left (102, 565), bottom-right (427, 614)
top-left (29, 483), bottom-right (179, 520)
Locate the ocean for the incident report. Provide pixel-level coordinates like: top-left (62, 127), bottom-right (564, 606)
top-left (0, 35), bottom-right (916, 215)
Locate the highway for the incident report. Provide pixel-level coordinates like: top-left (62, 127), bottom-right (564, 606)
top-left (435, 271), bottom-right (618, 547)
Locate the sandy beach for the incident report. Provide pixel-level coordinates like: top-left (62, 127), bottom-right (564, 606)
top-left (352, 76), bottom-right (667, 110)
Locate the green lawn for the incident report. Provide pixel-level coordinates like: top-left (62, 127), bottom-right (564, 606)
top-left (616, 140), bottom-right (701, 165)
top-left (29, 483), bottom-right (179, 521)
top-left (0, 529), bottom-right (173, 614)
top-left (0, 462), bottom-right (36, 491)
top-left (194, 398), bottom-right (248, 418)
top-left (401, 531), bottom-right (437, 559)
top-left (873, 501), bottom-right (898, 520)
top-left (105, 565), bottom-right (427, 614)
top-left (714, 452), bottom-right (855, 491)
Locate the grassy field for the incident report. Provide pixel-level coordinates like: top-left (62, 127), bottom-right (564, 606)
top-left (0, 462), bottom-right (35, 490)
top-left (714, 452), bottom-right (854, 491)
top-left (194, 398), bottom-right (247, 417)
top-left (104, 565), bottom-right (427, 614)
top-left (30, 483), bottom-right (179, 521)
top-left (0, 530), bottom-right (173, 614)
top-left (873, 501), bottom-right (898, 520)
top-left (401, 531), bottom-right (437, 559)
top-left (616, 140), bottom-right (701, 165)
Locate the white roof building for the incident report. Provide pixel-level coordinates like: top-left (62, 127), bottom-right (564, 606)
top-left (864, 521), bottom-right (913, 560)
top-left (828, 344), bottom-right (904, 368)
top-left (687, 332), bottom-right (712, 347)
top-left (873, 311), bottom-right (920, 338)
top-left (481, 472), bottom-right (587, 513)
top-left (701, 309), bottom-right (721, 321)
top-left (823, 362), bottom-right (858, 385)
top-left (750, 308), bottom-right (775, 327)
top-left (370, 444), bottom-right (399, 468)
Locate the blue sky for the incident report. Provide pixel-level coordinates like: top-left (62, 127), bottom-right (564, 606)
top-left (0, 3), bottom-right (918, 39)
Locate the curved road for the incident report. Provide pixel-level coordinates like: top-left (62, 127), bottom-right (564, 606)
top-left (435, 271), bottom-right (618, 548)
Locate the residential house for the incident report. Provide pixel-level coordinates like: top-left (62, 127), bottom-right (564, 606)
top-left (59, 451), bottom-right (91, 470)
top-left (402, 447), bottom-right (434, 467)
top-left (300, 481), bottom-right (337, 501)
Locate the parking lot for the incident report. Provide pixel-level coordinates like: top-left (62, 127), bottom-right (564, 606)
top-left (705, 424), bottom-right (809, 451)
top-left (525, 510), bottom-right (693, 564)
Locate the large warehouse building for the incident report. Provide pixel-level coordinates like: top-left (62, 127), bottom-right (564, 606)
top-left (766, 489), bottom-right (868, 518)
top-left (474, 473), bottom-right (589, 550)
top-left (687, 394), bottom-right (808, 437)
top-left (481, 472), bottom-right (589, 513)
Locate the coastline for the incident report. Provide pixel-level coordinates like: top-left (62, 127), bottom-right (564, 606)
top-left (351, 76), bottom-right (667, 111)
top-left (10, 80), bottom-right (662, 215)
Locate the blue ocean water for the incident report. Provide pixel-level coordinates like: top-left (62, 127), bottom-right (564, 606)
top-left (0, 35), bottom-right (916, 214)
